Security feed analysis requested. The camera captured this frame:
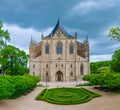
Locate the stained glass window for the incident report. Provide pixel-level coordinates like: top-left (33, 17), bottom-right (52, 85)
top-left (45, 45), bottom-right (49, 54)
top-left (57, 43), bottom-right (62, 54)
top-left (70, 45), bottom-right (73, 54)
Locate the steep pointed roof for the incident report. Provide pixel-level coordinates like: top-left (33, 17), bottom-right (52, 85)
top-left (46, 19), bottom-right (73, 37)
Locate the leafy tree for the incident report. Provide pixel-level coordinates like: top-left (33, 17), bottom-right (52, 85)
top-left (90, 61), bottom-right (111, 74)
top-left (0, 45), bottom-right (29, 75)
top-left (109, 27), bottom-right (120, 41)
top-left (90, 63), bottom-right (98, 74)
top-left (0, 20), bottom-right (10, 50)
top-left (111, 49), bottom-right (120, 72)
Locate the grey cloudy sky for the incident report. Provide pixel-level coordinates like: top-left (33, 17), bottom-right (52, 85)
top-left (0, 0), bottom-right (120, 62)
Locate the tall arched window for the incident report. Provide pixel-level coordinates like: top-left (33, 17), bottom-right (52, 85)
top-left (46, 64), bottom-right (48, 68)
top-left (70, 45), bottom-right (73, 54)
top-left (80, 63), bottom-right (84, 76)
top-left (56, 43), bottom-right (62, 54)
top-left (45, 45), bottom-right (49, 54)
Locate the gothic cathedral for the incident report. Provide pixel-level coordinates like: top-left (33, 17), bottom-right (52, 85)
top-left (29, 20), bottom-right (90, 82)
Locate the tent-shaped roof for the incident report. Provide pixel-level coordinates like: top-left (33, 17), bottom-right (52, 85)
top-left (46, 19), bottom-right (73, 37)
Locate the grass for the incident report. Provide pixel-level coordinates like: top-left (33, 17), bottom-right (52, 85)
top-left (36, 87), bottom-right (101, 105)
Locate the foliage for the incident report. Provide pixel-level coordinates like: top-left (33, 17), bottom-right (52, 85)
top-left (36, 88), bottom-right (101, 105)
top-left (0, 76), bottom-right (14, 99)
top-left (105, 73), bottom-right (120, 89)
top-left (0, 20), bottom-right (10, 50)
top-left (109, 27), bottom-right (120, 41)
top-left (83, 74), bottom-right (106, 87)
top-left (83, 73), bottom-right (120, 89)
top-left (0, 75), bottom-right (40, 99)
top-left (76, 83), bottom-right (95, 86)
top-left (0, 45), bottom-right (29, 75)
top-left (98, 67), bottom-right (111, 74)
top-left (90, 60), bottom-right (111, 74)
top-left (111, 49), bottom-right (120, 72)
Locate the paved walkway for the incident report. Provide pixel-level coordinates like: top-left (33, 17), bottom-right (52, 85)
top-left (0, 82), bottom-right (120, 110)
top-left (39, 80), bottom-right (87, 87)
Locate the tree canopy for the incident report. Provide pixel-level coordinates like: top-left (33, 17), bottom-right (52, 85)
top-left (111, 49), bottom-right (120, 72)
top-left (109, 27), bottom-right (120, 41)
top-left (0, 21), bottom-right (10, 50)
top-left (90, 61), bottom-right (111, 74)
top-left (0, 45), bottom-right (29, 75)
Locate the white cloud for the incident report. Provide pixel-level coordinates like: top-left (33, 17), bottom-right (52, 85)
top-left (73, 1), bottom-right (96, 14)
top-left (106, 43), bottom-right (120, 51)
top-left (2, 23), bottom-right (52, 54)
top-left (43, 27), bottom-right (53, 36)
top-left (72, 0), bottom-right (120, 14)
top-left (89, 39), bottom-right (98, 48)
top-left (90, 54), bottom-right (112, 62)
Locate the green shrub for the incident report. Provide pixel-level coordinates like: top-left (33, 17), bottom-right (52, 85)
top-left (83, 73), bottom-right (120, 89)
top-left (83, 75), bottom-right (90, 81)
top-left (105, 73), bottom-right (120, 89)
top-left (36, 88), bottom-right (101, 105)
top-left (0, 76), bottom-right (14, 99)
top-left (0, 75), bottom-right (40, 99)
top-left (83, 74), bottom-right (105, 86)
top-left (6, 76), bottom-right (35, 98)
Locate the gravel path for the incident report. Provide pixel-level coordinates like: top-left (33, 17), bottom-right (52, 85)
top-left (0, 81), bottom-right (120, 110)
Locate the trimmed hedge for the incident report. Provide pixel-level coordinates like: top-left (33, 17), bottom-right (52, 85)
top-left (36, 88), bottom-right (101, 105)
top-left (105, 73), bottom-right (120, 89)
top-left (0, 75), bottom-right (40, 99)
top-left (83, 73), bottom-right (120, 89)
top-left (0, 77), bottom-right (15, 99)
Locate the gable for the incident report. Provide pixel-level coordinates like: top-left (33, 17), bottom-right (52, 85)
top-left (46, 19), bottom-right (73, 38)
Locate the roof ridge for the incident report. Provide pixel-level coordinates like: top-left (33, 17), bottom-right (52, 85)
top-left (46, 19), bottom-right (73, 37)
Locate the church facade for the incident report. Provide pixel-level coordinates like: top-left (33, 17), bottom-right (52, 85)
top-left (29, 20), bottom-right (90, 82)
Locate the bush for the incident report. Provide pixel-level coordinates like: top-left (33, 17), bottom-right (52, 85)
top-left (105, 73), bottom-right (120, 89)
top-left (0, 76), bottom-right (14, 99)
top-left (83, 74), bottom-right (105, 86)
top-left (0, 75), bottom-right (40, 99)
top-left (83, 73), bottom-right (120, 89)
top-left (36, 88), bottom-right (101, 105)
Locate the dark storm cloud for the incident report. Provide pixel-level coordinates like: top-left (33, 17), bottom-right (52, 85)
top-left (0, 0), bottom-right (78, 29)
top-left (0, 0), bottom-right (120, 61)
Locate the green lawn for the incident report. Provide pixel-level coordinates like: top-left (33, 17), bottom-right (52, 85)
top-left (36, 87), bottom-right (101, 105)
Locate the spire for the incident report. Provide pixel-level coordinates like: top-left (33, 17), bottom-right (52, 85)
top-left (86, 35), bottom-right (88, 41)
top-left (30, 35), bottom-right (33, 44)
top-left (30, 35), bottom-right (36, 45)
top-left (46, 19), bottom-right (72, 37)
top-left (75, 32), bottom-right (77, 38)
top-left (41, 32), bottom-right (44, 38)
top-left (57, 18), bottom-right (60, 26)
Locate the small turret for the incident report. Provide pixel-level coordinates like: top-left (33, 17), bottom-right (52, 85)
top-left (29, 36), bottom-right (35, 58)
top-left (41, 33), bottom-right (44, 39)
top-left (84, 35), bottom-right (89, 61)
top-left (75, 32), bottom-right (77, 38)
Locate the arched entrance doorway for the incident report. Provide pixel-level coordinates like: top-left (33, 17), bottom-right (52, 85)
top-left (56, 71), bottom-right (63, 82)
